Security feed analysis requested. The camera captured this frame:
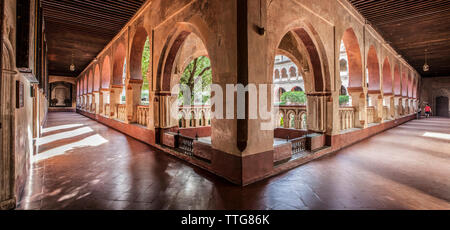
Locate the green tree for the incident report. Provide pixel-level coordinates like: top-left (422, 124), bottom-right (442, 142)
top-left (141, 37), bottom-right (151, 103)
top-left (339, 95), bottom-right (350, 105)
top-left (179, 56), bottom-right (212, 105)
top-left (280, 91), bottom-right (306, 105)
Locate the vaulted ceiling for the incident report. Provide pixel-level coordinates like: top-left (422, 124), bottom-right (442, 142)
top-left (43, 0), bottom-right (147, 77)
top-left (349, 0), bottom-right (450, 78)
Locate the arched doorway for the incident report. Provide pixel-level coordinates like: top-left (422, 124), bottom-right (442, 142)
top-left (101, 56), bottom-right (111, 116)
top-left (339, 28), bottom-right (364, 128)
top-left (156, 26), bottom-right (213, 147)
top-left (271, 26), bottom-right (328, 145)
top-left (436, 96), bottom-right (449, 117)
top-left (111, 41), bottom-right (126, 120)
top-left (129, 26), bottom-right (151, 124)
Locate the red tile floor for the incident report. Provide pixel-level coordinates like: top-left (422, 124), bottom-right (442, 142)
top-left (17, 112), bottom-right (450, 210)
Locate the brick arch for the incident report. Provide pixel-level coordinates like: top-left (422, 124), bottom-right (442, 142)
top-left (367, 45), bottom-right (381, 93)
top-left (158, 23), bottom-right (212, 92)
top-left (94, 64), bottom-right (101, 91)
top-left (341, 28), bottom-right (363, 90)
top-left (274, 26), bottom-right (329, 92)
top-left (87, 70), bottom-right (93, 93)
top-left (402, 70), bottom-right (408, 97)
top-left (394, 64), bottom-right (401, 96)
top-left (112, 41), bottom-right (126, 86)
top-left (130, 26), bottom-right (149, 80)
top-left (101, 56), bottom-right (111, 89)
top-left (382, 57), bottom-right (392, 95)
top-left (77, 80), bottom-right (80, 96)
top-left (413, 77), bottom-right (418, 99)
top-left (83, 74), bottom-right (87, 95)
top-left (293, 27), bottom-right (328, 92)
top-left (408, 74), bottom-right (413, 98)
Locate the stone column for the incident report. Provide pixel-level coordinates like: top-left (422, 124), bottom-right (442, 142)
top-left (126, 80), bottom-right (143, 123)
top-left (384, 95), bottom-right (393, 120)
top-left (93, 92), bottom-right (100, 114)
top-left (87, 93), bottom-right (93, 112)
top-left (306, 94), bottom-right (327, 133)
top-left (82, 95), bottom-right (87, 110)
top-left (98, 90), bottom-right (104, 115)
top-left (349, 91), bottom-right (367, 128)
top-left (147, 91), bottom-right (156, 130)
top-left (409, 99), bottom-right (414, 113)
top-left (393, 96), bottom-right (401, 118)
top-left (101, 89), bottom-right (110, 117)
top-left (402, 97), bottom-right (408, 115)
top-left (109, 86), bottom-right (122, 118)
top-left (158, 93), bottom-right (178, 129)
top-left (369, 93), bottom-right (383, 123)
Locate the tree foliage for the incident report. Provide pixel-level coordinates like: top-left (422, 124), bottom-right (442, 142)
top-left (280, 91), bottom-right (306, 105)
top-left (179, 56), bottom-right (212, 105)
top-left (141, 37), bottom-right (151, 103)
top-left (339, 95), bottom-right (350, 105)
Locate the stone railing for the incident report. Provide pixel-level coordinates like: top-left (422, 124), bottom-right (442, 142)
top-left (136, 105), bottom-right (150, 126)
top-left (176, 134), bottom-right (195, 156)
top-left (276, 105), bottom-right (307, 129)
top-left (178, 105), bottom-right (211, 128)
top-left (367, 106), bottom-right (375, 124)
top-left (291, 136), bottom-right (306, 155)
top-left (339, 106), bottom-right (355, 131)
top-left (104, 104), bottom-right (110, 116)
top-left (116, 104), bottom-right (127, 121)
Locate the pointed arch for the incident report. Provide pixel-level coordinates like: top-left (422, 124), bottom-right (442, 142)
top-left (341, 28), bottom-right (363, 91)
top-left (101, 56), bottom-right (111, 89)
top-left (94, 64), bottom-right (101, 91)
top-left (87, 70), bottom-right (93, 93)
top-left (394, 64), bottom-right (401, 96)
top-left (367, 45), bottom-right (381, 93)
top-left (130, 26), bottom-right (149, 80)
top-left (382, 57), bottom-right (392, 95)
top-left (83, 74), bottom-right (88, 95)
top-left (112, 41), bottom-right (126, 86)
top-left (402, 70), bottom-right (408, 97)
top-left (157, 22), bottom-right (212, 92)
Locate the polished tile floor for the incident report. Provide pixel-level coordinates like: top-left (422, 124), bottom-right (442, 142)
top-left (18, 112), bottom-right (450, 210)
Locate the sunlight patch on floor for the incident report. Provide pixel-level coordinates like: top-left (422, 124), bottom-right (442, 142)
top-left (38, 127), bottom-right (94, 145)
top-left (35, 134), bottom-right (109, 162)
top-left (423, 132), bottom-right (450, 141)
top-left (42, 124), bottom-right (84, 134)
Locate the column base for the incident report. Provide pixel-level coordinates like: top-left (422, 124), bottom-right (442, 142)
top-left (0, 198), bottom-right (16, 210)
